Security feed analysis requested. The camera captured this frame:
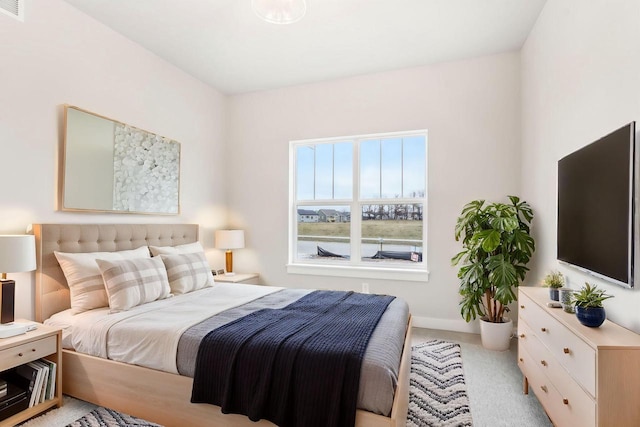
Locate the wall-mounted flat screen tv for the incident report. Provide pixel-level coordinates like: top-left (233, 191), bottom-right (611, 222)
top-left (557, 122), bottom-right (637, 288)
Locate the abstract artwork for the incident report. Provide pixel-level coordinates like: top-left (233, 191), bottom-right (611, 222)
top-left (112, 123), bottom-right (180, 213)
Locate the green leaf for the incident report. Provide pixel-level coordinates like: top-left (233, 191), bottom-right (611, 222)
top-left (487, 254), bottom-right (517, 289)
top-left (454, 200), bottom-right (486, 240)
top-left (451, 250), bottom-right (467, 266)
top-left (512, 229), bottom-right (535, 257)
top-left (480, 230), bottom-right (501, 252)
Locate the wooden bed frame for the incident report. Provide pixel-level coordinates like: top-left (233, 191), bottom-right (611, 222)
top-left (33, 223), bottom-right (411, 427)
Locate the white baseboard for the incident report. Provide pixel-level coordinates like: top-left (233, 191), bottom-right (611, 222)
top-left (412, 315), bottom-right (480, 334)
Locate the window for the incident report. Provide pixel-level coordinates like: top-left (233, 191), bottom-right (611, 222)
top-left (288, 130), bottom-right (428, 281)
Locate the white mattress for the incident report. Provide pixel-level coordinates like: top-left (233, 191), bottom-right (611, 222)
top-left (44, 283), bottom-right (281, 374)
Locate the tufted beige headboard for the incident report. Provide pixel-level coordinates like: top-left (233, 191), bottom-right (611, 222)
top-left (32, 223), bottom-right (199, 322)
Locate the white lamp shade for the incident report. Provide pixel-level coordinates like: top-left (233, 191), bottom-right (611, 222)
top-left (215, 230), bottom-right (245, 250)
top-left (0, 235), bottom-right (36, 273)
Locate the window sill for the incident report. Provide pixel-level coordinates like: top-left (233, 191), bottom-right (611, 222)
top-left (286, 263), bottom-right (429, 282)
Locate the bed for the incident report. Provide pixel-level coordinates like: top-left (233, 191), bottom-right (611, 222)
top-left (32, 223), bottom-right (412, 427)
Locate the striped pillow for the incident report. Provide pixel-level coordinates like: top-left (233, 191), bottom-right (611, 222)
top-left (54, 246), bottom-right (151, 314)
top-left (160, 252), bottom-right (215, 295)
top-left (96, 257), bottom-right (171, 312)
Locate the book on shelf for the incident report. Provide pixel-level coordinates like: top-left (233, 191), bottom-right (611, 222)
top-left (25, 362), bottom-right (44, 407)
top-left (30, 361), bottom-right (49, 404)
top-left (38, 358), bottom-right (56, 400)
top-left (13, 364), bottom-right (39, 408)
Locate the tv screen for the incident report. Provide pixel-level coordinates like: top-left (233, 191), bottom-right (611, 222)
top-left (557, 122), bottom-right (636, 288)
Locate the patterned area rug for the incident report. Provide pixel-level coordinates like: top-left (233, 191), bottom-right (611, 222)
top-left (66, 407), bottom-right (163, 427)
top-left (408, 340), bottom-right (473, 427)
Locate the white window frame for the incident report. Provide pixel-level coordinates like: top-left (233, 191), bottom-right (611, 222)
top-left (287, 130), bottom-right (429, 282)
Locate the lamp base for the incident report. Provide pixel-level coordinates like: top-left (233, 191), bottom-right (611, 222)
top-left (0, 280), bottom-right (15, 325)
top-left (0, 323), bottom-right (27, 339)
top-left (225, 250), bottom-right (234, 275)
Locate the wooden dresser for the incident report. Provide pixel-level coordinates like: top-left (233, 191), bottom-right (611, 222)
top-left (518, 287), bottom-right (640, 427)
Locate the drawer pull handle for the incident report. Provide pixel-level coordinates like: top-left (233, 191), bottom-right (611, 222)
top-left (520, 305), bottom-right (525, 309)
top-left (563, 347), bottom-right (570, 354)
top-left (540, 385), bottom-right (548, 393)
top-left (519, 358), bottom-right (523, 362)
top-left (519, 334), bottom-right (525, 338)
top-left (563, 398), bottom-right (569, 405)
top-left (541, 327), bottom-right (547, 332)
top-left (18, 352), bottom-right (23, 357)
top-left (540, 360), bottom-right (547, 366)
top-left (31, 348), bottom-right (36, 352)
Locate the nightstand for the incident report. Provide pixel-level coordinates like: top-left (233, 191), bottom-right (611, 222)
top-left (214, 273), bottom-right (260, 285)
top-left (0, 321), bottom-right (62, 426)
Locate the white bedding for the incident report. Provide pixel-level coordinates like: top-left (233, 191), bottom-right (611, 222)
top-left (45, 283), bottom-right (281, 374)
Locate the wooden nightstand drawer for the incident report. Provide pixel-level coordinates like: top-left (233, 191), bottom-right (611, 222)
top-left (0, 335), bottom-right (56, 371)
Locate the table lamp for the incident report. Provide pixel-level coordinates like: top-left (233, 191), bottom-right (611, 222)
top-left (0, 235), bottom-right (36, 338)
top-left (214, 230), bottom-right (245, 276)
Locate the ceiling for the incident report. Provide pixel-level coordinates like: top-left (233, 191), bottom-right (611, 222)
top-left (63, 0), bottom-right (547, 95)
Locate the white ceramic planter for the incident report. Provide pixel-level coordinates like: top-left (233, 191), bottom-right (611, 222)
top-left (480, 318), bottom-right (513, 351)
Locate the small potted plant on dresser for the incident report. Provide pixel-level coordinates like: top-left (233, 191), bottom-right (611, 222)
top-left (452, 196), bottom-right (535, 351)
top-left (541, 270), bottom-right (564, 301)
top-left (571, 282), bottom-right (614, 327)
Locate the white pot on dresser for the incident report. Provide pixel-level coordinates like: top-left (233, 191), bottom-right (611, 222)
top-left (518, 286), bottom-right (640, 427)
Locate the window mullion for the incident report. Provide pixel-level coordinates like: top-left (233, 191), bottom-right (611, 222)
top-left (379, 139), bottom-right (382, 198)
top-left (332, 144), bottom-right (335, 199)
top-left (351, 139), bottom-right (361, 264)
top-left (401, 138), bottom-right (404, 197)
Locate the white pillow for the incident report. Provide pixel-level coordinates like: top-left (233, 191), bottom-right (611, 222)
top-left (54, 246), bottom-right (151, 313)
top-left (160, 252), bottom-right (215, 295)
top-left (149, 241), bottom-right (205, 257)
top-left (96, 257), bottom-right (171, 312)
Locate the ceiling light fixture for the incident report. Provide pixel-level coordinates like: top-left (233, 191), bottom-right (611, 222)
top-left (251, 0), bottom-right (307, 25)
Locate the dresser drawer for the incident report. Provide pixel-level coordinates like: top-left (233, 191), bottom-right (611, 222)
top-left (0, 335), bottom-right (57, 371)
top-left (518, 319), bottom-right (596, 427)
top-left (519, 344), bottom-right (565, 426)
top-left (519, 293), bottom-right (596, 396)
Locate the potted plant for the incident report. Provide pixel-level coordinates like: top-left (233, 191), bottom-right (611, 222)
top-left (542, 271), bottom-right (564, 301)
top-left (571, 282), bottom-right (614, 327)
top-left (452, 196), bottom-right (535, 351)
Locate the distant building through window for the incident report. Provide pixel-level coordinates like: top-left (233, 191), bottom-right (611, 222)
top-left (289, 130), bottom-right (428, 280)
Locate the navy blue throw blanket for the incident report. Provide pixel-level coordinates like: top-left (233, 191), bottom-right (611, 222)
top-left (191, 290), bottom-right (395, 427)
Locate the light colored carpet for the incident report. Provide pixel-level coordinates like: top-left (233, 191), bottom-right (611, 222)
top-left (17, 396), bottom-right (97, 427)
top-left (460, 341), bottom-right (551, 426)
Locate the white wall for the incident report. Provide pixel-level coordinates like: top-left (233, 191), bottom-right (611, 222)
top-left (0, 0), bottom-right (228, 320)
top-left (227, 52), bottom-right (522, 332)
top-left (521, 1), bottom-right (640, 332)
